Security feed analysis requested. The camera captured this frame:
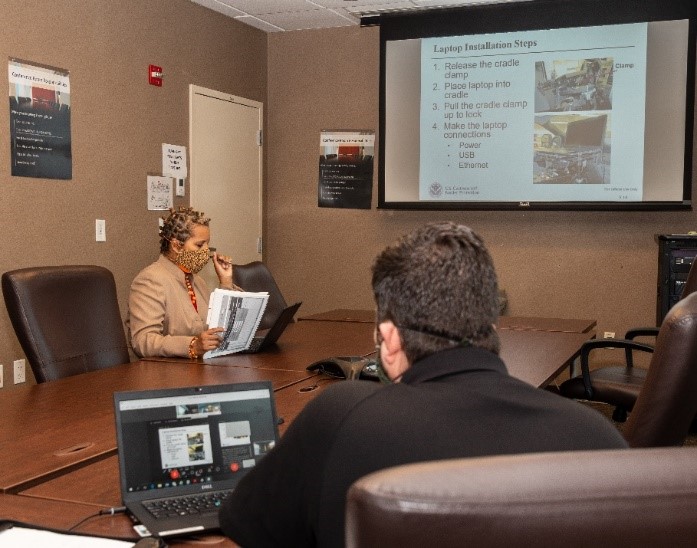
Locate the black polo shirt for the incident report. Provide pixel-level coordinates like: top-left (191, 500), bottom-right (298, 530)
top-left (220, 346), bottom-right (627, 547)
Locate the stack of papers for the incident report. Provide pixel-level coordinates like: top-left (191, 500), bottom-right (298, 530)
top-left (204, 289), bottom-right (269, 358)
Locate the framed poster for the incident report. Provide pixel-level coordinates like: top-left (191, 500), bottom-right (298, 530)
top-left (8, 58), bottom-right (72, 179)
top-left (318, 130), bottom-right (374, 209)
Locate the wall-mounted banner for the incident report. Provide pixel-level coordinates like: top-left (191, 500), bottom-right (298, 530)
top-left (318, 130), bottom-right (374, 209)
top-left (8, 58), bottom-right (72, 179)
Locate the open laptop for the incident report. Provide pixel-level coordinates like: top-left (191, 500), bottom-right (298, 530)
top-left (113, 381), bottom-right (279, 538)
top-left (243, 301), bottom-right (302, 353)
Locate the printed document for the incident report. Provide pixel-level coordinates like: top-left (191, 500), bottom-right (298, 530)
top-left (204, 289), bottom-right (269, 358)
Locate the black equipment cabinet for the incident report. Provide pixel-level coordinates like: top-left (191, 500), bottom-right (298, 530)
top-left (657, 234), bottom-right (697, 324)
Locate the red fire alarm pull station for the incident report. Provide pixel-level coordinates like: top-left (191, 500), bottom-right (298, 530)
top-left (149, 64), bottom-right (163, 86)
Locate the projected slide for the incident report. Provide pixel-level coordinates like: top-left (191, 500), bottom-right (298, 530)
top-left (419, 23), bottom-right (648, 202)
top-left (158, 424), bottom-right (214, 469)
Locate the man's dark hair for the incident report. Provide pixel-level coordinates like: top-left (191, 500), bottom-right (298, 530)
top-left (372, 222), bottom-right (500, 363)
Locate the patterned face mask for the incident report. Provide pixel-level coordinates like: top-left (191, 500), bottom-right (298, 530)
top-left (175, 247), bottom-right (210, 274)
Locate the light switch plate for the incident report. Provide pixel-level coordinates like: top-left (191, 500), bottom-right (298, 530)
top-left (96, 219), bottom-right (106, 241)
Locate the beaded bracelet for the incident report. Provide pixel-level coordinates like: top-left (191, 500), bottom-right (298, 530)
top-left (188, 337), bottom-right (199, 360)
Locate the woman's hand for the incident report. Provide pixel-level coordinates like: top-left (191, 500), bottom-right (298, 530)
top-left (213, 251), bottom-right (234, 287)
top-left (195, 327), bottom-right (225, 355)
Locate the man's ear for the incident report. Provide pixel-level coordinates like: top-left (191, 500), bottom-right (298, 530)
top-left (378, 321), bottom-right (409, 381)
top-left (378, 321), bottom-right (400, 360)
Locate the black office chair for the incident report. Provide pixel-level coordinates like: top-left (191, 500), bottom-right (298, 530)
top-left (622, 291), bottom-right (697, 447)
top-left (232, 261), bottom-right (289, 331)
top-left (2, 265), bottom-right (130, 383)
top-left (559, 259), bottom-right (697, 421)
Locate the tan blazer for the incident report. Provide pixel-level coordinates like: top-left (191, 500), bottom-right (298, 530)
top-left (127, 255), bottom-right (211, 358)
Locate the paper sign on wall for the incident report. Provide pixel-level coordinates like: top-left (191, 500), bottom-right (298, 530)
top-left (147, 175), bottom-right (173, 210)
top-left (162, 143), bottom-right (187, 178)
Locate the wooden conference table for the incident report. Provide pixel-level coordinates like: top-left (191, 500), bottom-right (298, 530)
top-left (300, 308), bottom-right (597, 334)
top-left (0, 315), bottom-right (594, 543)
top-left (299, 309), bottom-right (596, 381)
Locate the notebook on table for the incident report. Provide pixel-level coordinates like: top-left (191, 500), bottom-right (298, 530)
top-left (242, 301), bottom-right (302, 354)
top-left (113, 382), bottom-right (279, 538)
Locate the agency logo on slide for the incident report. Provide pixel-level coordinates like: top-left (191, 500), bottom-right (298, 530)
top-left (429, 182), bottom-right (443, 197)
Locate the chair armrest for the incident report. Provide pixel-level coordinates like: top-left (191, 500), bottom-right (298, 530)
top-left (623, 327), bottom-right (658, 367)
top-left (579, 338), bottom-right (654, 399)
top-left (625, 327), bottom-right (659, 340)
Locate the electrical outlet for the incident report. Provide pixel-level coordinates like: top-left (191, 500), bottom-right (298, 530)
top-left (14, 359), bottom-right (25, 384)
top-left (603, 332), bottom-right (615, 339)
top-left (0, 364), bottom-right (3, 388)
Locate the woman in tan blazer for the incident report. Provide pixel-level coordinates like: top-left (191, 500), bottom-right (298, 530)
top-left (127, 207), bottom-right (241, 359)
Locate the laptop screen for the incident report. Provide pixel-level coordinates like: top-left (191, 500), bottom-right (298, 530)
top-left (114, 382), bottom-right (278, 501)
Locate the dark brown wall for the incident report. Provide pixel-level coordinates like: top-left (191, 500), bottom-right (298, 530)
top-left (0, 0), bottom-right (267, 383)
top-left (265, 26), bottom-right (697, 339)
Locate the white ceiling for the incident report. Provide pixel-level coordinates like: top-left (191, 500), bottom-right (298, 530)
top-left (190, 0), bottom-right (521, 33)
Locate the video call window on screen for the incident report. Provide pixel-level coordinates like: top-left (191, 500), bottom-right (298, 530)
top-left (378, 0), bottom-right (696, 211)
top-left (120, 393), bottom-right (276, 493)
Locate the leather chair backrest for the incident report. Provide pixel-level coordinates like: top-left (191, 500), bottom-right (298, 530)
top-left (346, 447), bottom-right (697, 548)
top-left (2, 265), bottom-right (130, 383)
top-left (232, 261), bottom-right (288, 331)
top-left (623, 291), bottom-right (697, 447)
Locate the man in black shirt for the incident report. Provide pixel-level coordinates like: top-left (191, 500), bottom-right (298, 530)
top-left (220, 222), bottom-right (627, 547)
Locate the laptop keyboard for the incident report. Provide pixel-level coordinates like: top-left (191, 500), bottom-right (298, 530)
top-left (143, 490), bottom-right (233, 519)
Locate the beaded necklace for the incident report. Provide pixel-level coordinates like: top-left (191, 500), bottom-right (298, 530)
top-left (183, 272), bottom-right (198, 312)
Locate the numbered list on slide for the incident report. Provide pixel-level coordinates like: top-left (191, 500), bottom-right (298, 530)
top-left (419, 23), bottom-right (647, 202)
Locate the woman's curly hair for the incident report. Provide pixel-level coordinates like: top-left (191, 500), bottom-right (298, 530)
top-left (159, 207), bottom-right (210, 253)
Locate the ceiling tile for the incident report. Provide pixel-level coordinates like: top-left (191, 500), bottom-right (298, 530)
top-left (262, 9), bottom-right (356, 31)
top-left (216, 0), bottom-right (318, 16)
top-left (191, 0), bottom-right (525, 32)
top-left (341, 1), bottom-right (419, 16)
top-left (233, 15), bottom-right (285, 32)
top-left (311, 0), bottom-right (415, 8)
top-left (191, 0), bottom-right (245, 17)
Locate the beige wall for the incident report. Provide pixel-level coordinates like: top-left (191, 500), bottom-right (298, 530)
top-left (265, 26), bottom-right (697, 340)
top-left (0, 0), bottom-right (267, 384)
top-left (1, 5), bottom-right (695, 386)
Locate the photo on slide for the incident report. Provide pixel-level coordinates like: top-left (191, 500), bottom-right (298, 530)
top-left (534, 56), bottom-right (613, 185)
top-left (533, 113), bottom-right (611, 185)
top-left (187, 431), bottom-right (206, 461)
top-left (535, 57), bottom-right (613, 113)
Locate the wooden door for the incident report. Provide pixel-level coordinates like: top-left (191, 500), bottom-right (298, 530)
top-left (189, 85), bottom-right (263, 291)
